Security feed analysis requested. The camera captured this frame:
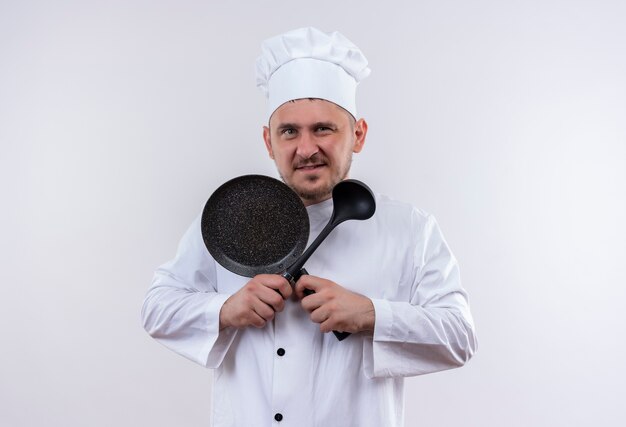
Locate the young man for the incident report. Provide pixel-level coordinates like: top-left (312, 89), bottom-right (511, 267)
top-left (142, 27), bottom-right (477, 427)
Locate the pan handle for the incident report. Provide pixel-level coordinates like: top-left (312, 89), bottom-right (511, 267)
top-left (294, 268), bottom-right (351, 342)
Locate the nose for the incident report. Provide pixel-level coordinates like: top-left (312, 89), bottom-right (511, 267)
top-left (295, 131), bottom-right (319, 159)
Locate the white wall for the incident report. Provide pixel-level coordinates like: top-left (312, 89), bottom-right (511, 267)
top-left (1, 1), bottom-right (624, 425)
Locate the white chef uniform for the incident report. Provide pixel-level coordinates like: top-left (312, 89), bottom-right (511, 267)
top-left (141, 194), bottom-right (477, 427)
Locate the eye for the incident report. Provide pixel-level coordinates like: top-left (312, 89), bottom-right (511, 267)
top-left (280, 128), bottom-right (297, 138)
top-left (315, 126), bottom-right (333, 133)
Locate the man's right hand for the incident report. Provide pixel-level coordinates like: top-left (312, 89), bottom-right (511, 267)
top-left (219, 274), bottom-right (292, 330)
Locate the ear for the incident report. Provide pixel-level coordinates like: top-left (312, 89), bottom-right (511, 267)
top-left (352, 119), bottom-right (368, 153)
top-left (263, 126), bottom-right (274, 159)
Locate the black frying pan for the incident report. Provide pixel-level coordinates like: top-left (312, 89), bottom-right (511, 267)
top-left (201, 175), bottom-right (309, 277)
top-left (201, 174), bottom-right (376, 340)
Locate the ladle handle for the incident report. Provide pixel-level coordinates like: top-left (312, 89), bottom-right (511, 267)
top-left (281, 209), bottom-right (336, 289)
top-left (295, 268), bottom-right (351, 341)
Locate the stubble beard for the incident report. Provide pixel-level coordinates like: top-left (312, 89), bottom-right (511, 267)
top-left (279, 153), bottom-right (353, 204)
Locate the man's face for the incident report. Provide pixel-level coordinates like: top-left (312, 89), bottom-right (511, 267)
top-left (263, 99), bottom-right (367, 206)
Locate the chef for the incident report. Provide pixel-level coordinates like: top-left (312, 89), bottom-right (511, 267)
top-left (142, 27), bottom-right (477, 427)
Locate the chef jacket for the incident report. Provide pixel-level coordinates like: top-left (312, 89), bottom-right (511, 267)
top-left (142, 194), bottom-right (477, 427)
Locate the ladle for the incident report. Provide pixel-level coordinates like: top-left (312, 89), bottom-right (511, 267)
top-left (282, 179), bottom-right (376, 340)
top-left (283, 179), bottom-right (376, 283)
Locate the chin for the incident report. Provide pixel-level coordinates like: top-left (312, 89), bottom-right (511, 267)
top-left (292, 181), bottom-right (334, 203)
top-left (283, 169), bottom-right (343, 201)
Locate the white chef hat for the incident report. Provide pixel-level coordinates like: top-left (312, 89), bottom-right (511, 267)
top-left (255, 27), bottom-right (371, 121)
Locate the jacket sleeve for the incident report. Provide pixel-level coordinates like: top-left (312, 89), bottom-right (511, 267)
top-left (362, 213), bottom-right (477, 378)
top-left (141, 214), bottom-right (238, 368)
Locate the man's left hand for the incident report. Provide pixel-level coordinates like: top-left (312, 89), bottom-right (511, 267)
top-left (295, 275), bottom-right (375, 334)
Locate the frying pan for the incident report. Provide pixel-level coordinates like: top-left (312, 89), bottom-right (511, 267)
top-left (201, 174), bottom-right (376, 340)
top-left (201, 175), bottom-right (309, 277)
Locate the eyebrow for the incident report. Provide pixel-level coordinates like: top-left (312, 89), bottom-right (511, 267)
top-left (276, 121), bottom-right (338, 130)
top-left (311, 121), bottom-right (338, 130)
top-left (276, 122), bottom-right (301, 131)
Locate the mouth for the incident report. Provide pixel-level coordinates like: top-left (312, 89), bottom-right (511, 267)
top-left (295, 163), bottom-right (326, 172)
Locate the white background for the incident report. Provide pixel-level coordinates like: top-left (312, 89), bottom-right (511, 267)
top-left (1, 0), bottom-right (625, 426)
